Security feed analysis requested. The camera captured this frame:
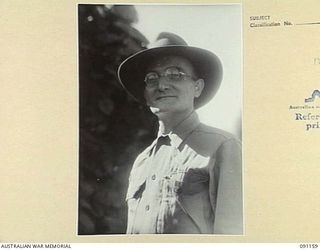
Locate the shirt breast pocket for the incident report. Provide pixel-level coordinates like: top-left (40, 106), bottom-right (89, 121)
top-left (126, 176), bottom-right (146, 201)
top-left (176, 167), bottom-right (209, 195)
top-left (171, 151), bottom-right (212, 195)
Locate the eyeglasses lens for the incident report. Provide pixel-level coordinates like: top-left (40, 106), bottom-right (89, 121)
top-left (145, 67), bottom-right (186, 86)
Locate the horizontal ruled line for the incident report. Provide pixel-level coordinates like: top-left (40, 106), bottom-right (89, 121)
top-left (295, 22), bottom-right (320, 25)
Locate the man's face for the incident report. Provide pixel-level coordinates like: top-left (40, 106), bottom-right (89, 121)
top-left (143, 56), bottom-right (204, 117)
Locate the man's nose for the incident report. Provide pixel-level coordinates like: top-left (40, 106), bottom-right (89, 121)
top-left (157, 77), bottom-right (170, 91)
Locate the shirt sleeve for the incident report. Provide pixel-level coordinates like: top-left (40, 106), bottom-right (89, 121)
top-left (210, 138), bottom-right (243, 234)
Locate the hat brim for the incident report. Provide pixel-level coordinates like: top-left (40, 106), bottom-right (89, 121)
top-left (117, 45), bottom-right (223, 109)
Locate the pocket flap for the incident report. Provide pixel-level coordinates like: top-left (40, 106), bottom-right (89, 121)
top-left (126, 177), bottom-right (146, 201)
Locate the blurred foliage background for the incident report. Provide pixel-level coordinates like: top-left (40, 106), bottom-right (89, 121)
top-left (78, 4), bottom-right (157, 234)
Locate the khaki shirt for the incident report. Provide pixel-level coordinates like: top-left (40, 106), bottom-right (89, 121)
top-left (126, 112), bottom-right (242, 234)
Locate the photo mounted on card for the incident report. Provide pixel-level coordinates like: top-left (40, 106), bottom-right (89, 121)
top-left (78, 4), bottom-right (243, 235)
top-left (3, 0), bottom-right (320, 243)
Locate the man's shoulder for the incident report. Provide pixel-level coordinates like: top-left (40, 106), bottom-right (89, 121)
top-left (186, 123), bottom-right (241, 152)
top-left (195, 123), bottom-right (239, 141)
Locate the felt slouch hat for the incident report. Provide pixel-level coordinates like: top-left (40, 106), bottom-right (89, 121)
top-left (117, 32), bottom-right (223, 109)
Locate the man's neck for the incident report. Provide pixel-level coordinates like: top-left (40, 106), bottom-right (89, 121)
top-left (157, 110), bottom-right (194, 135)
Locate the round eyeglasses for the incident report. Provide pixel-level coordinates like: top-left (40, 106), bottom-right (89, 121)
top-left (144, 66), bottom-right (194, 87)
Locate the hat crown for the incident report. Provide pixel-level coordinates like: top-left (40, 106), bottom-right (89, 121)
top-left (148, 32), bottom-right (188, 49)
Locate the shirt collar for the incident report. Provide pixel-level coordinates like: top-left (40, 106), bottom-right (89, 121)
top-left (156, 111), bottom-right (200, 149)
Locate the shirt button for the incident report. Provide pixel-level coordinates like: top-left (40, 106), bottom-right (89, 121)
top-left (151, 174), bottom-right (156, 180)
top-left (145, 205), bottom-right (150, 211)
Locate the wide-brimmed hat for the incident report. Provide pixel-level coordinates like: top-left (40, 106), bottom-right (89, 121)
top-left (117, 32), bottom-right (223, 109)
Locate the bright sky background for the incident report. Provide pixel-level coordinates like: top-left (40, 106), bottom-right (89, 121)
top-left (133, 4), bottom-right (242, 137)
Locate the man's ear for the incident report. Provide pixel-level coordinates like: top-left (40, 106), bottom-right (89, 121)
top-left (194, 79), bottom-right (205, 98)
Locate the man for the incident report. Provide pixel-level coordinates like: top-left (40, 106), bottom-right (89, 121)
top-left (117, 32), bottom-right (242, 234)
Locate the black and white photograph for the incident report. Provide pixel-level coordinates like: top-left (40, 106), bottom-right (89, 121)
top-left (78, 4), bottom-right (242, 235)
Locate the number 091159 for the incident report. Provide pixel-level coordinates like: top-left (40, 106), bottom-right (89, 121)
top-left (300, 244), bottom-right (318, 248)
